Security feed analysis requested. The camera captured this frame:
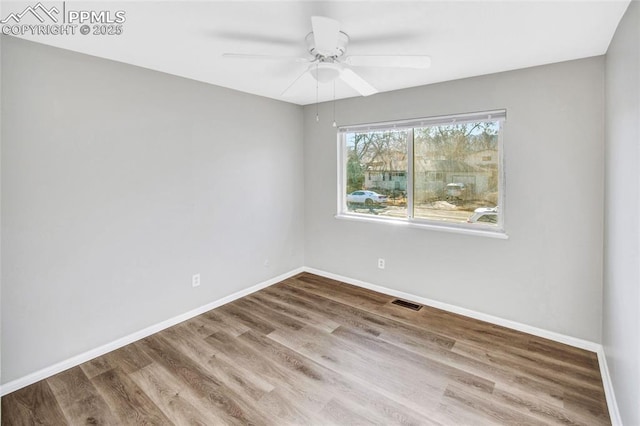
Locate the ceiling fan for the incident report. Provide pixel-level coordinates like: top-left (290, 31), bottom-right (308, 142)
top-left (222, 16), bottom-right (431, 97)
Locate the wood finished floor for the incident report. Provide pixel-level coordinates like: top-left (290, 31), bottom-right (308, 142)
top-left (2, 273), bottom-right (611, 425)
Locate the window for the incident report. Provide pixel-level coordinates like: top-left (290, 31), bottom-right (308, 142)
top-left (338, 110), bottom-right (505, 235)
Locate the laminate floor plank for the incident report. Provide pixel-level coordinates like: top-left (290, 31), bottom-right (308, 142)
top-left (46, 366), bottom-right (119, 425)
top-left (266, 282), bottom-right (455, 352)
top-left (163, 324), bottom-right (274, 402)
top-left (90, 367), bottom-right (172, 425)
top-left (1, 380), bottom-right (68, 425)
top-left (317, 398), bottom-right (381, 426)
top-left (203, 331), bottom-right (336, 425)
top-left (331, 325), bottom-right (496, 395)
top-left (292, 274), bottom-right (392, 308)
top-left (444, 372), bottom-right (589, 426)
top-left (381, 300), bottom-right (538, 350)
top-left (231, 296), bottom-right (307, 332)
top-left (563, 391), bottom-right (611, 423)
top-left (2, 272), bottom-right (611, 425)
top-left (80, 356), bottom-right (116, 380)
top-left (474, 339), bottom-right (602, 384)
top-left (451, 341), bottom-right (604, 399)
top-left (199, 310), bottom-right (251, 337)
top-left (104, 342), bottom-right (154, 375)
top-left (263, 284), bottom-right (388, 338)
top-left (178, 315), bottom-right (226, 339)
top-left (216, 303), bottom-right (276, 335)
top-left (368, 296), bottom-right (604, 392)
top-left (527, 339), bottom-right (600, 371)
top-left (434, 399), bottom-right (506, 426)
top-left (266, 282), bottom-right (571, 406)
top-left (441, 384), bottom-right (547, 426)
top-left (497, 376), bottom-right (566, 410)
top-left (139, 333), bottom-right (274, 425)
top-left (254, 388), bottom-right (328, 426)
top-left (239, 330), bottom-right (439, 426)
top-left (128, 363), bottom-right (219, 426)
top-left (490, 387), bottom-right (593, 426)
top-left (210, 327), bottom-right (424, 426)
top-left (267, 324), bottom-right (449, 413)
top-left (204, 329), bottom-right (334, 413)
top-left (246, 291), bottom-right (341, 333)
top-left (237, 326), bottom-right (432, 426)
top-left (161, 323), bottom-right (220, 366)
top-left (265, 284), bottom-right (518, 380)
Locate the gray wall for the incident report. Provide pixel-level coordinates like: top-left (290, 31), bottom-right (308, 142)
top-left (603, 2), bottom-right (640, 425)
top-left (304, 58), bottom-right (605, 342)
top-left (0, 32), bottom-right (617, 394)
top-left (1, 36), bottom-right (304, 384)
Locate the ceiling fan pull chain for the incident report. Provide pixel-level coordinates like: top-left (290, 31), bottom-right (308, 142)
top-left (316, 63), bottom-right (320, 122)
top-left (332, 80), bottom-right (337, 128)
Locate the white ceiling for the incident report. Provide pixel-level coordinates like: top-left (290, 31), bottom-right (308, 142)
top-left (4, 1), bottom-right (630, 105)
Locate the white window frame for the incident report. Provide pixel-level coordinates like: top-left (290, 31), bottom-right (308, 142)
top-left (336, 110), bottom-right (507, 239)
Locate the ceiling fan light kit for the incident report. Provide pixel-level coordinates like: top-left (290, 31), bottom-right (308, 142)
top-left (309, 62), bottom-right (343, 83)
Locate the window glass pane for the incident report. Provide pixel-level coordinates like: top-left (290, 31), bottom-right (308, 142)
top-left (413, 121), bottom-right (500, 225)
top-left (345, 130), bottom-right (408, 218)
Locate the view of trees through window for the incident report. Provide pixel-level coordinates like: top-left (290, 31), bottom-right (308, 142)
top-left (346, 130), bottom-right (409, 217)
top-left (343, 115), bottom-right (502, 228)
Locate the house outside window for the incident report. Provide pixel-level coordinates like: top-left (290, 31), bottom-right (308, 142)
top-left (338, 110), bottom-right (505, 235)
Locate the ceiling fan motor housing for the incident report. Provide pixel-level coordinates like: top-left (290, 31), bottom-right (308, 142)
top-left (305, 31), bottom-right (350, 59)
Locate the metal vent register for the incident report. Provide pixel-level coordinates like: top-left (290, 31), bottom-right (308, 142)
top-left (391, 299), bottom-right (423, 311)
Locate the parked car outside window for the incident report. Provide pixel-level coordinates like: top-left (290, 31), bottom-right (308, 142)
top-left (467, 206), bottom-right (498, 224)
top-left (346, 190), bottom-right (388, 206)
top-left (445, 183), bottom-right (467, 201)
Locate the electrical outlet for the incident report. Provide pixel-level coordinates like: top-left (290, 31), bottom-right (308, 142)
top-left (192, 273), bottom-right (201, 288)
top-left (263, 258), bottom-right (270, 267)
top-left (378, 258), bottom-right (385, 269)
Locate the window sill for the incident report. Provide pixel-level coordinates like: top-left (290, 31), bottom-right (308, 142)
top-left (334, 213), bottom-right (509, 240)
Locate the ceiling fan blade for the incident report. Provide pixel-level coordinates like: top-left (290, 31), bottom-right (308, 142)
top-left (339, 68), bottom-right (377, 97)
top-left (345, 55), bottom-right (431, 69)
top-left (281, 68), bottom-right (310, 96)
top-left (349, 32), bottom-right (419, 47)
top-left (208, 30), bottom-right (298, 47)
top-left (222, 53), bottom-right (309, 63)
top-left (311, 16), bottom-right (340, 56)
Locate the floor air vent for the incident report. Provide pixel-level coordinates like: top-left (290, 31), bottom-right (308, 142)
top-left (391, 299), bottom-right (423, 311)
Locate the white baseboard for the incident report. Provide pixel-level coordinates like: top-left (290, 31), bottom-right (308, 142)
top-left (304, 267), bottom-right (622, 423)
top-left (0, 267), bottom-right (305, 396)
top-left (596, 347), bottom-right (622, 426)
